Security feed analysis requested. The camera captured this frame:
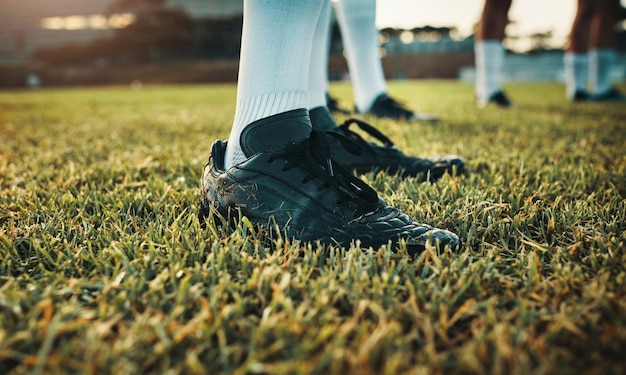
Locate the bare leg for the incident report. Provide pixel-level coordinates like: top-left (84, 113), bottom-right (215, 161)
top-left (475, 0), bottom-right (512, 42)
top-left (474, 0), bottom-right (513, 107)
top-left (564, 0), bottom-right (593, 100)
top-left (588, 0), bottom-right (621, 96)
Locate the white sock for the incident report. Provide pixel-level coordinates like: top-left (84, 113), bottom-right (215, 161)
top-left (475, 40), bottom-right (504, 104)
top-left (564, 52), bottom-right (588, 100)
top-left (307, 0), bottom-right (332, 111)
top-left (225, 0), bottom-right (323, 169)
top-left (334, 0), bottom-right (387, 112)
top-left (588, 49), bottom-right (614, 95)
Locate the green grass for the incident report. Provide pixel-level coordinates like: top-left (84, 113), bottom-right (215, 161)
top-left (1, 81), bottom-right (625, 374)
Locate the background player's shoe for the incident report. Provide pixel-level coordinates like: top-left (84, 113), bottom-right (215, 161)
top-left (477, 90), bottom-right (512, 108)
top-left (358, 93), bottom-right (439, 123)
top-left (571, 90), bottom-right (590, 102)
top-left (310, 107), bottom-right (464, 180)
top-left (589, 88), bottom-right (626, 102)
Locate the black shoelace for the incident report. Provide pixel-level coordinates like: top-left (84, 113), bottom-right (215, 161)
top-left (334, 118), bottom-right (395, 148)
top-left (268, 129), bottom-right (378, 208)
top-left (331, 118), bottom-right (434, 174)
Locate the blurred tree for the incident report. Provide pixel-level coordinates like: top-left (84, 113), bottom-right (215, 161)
top-left (528, 30), bottom-right (553, 52)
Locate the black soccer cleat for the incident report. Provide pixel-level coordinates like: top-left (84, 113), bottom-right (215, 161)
top-left (571, 90), bottom-right (590, 102)
top-left (478, 90), bottom-right (512, 108)
top-left (198, 109), bottom-right (459, 254)
top-left (588, 88), bottom-right (626, 103)
top-left (358, 93), bottom-right (439, 123)
top-left (310, 106), bottom-right (464, 181)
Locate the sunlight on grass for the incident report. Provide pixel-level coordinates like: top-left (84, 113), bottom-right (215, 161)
top-left (0, 82), bottom-right (625, 374)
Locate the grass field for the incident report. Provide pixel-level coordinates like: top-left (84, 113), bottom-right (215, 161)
top-left (1, 81), bottom-right (625, 374)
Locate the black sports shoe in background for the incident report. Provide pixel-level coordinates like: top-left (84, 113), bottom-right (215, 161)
top-left (589, 88), bottom-right (626, 102)
top-left (309, 106), bottom-right (465, 180)
top-left (571, 90), bottom-right (590, 102)
top-left (198, 108), bottom-right (459, 254)
top-left (478, 90), bottom-right (512, 108)
top-left (359, 93), bottom-right (440, 122)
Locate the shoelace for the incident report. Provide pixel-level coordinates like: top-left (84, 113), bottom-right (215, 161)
top-left (331, 118), bottom-right (434, 173)
top-left (268, 129), bottom-right (378, 207)
top-left (334, 118), bottom-right (395, 148)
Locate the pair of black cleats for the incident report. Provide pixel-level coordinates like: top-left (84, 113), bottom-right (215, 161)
top-left (199, 108), bottom-right (463, 255)
top-left (482, 88), bottom-right (625, 105)
top-left (573, 88), bottom-right (626, 103)
top-left (328, 93), bottom-right (439, 123)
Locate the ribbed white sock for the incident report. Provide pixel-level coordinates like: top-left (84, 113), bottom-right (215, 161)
top-left (334, 0), bottom-right (387, 112)
top-left (475, 40), bottom-right (504, 104)
top-left (307, 0), bottom-right (332, 111)
top-left (225, 0), bottom-right (323, 169)
top-left (588, 49), bottom-right (614, 95)
top-left (564, 52), bottom-right (588, 100)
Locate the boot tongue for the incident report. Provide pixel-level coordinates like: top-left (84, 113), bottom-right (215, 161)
top-left (308, 106), bottom-right (338, 130)
top-left (240, 108), bottom-right (312, 157)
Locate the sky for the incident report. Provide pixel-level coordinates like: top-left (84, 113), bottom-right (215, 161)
top-left (375, 0), bottom-right (623, 51)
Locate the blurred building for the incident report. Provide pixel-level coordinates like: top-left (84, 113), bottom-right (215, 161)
top-left (0, 0), bottom-right (244, 62)
top-left (1, 0), bottom-right (623, 86)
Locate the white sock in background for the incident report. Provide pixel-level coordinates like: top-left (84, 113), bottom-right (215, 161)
top-left (225, 0), bottom-right (323, 169)
top-left (563, 52), bottom-right (588, 100)
top-left (475, 40), bottom-right (504, 104)
top-left (588, 48), bottom-right (614, 95)
top-left (307, 0), bottom-right (332, 110)
top-left (334, 0), bottom-right (387, 113)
